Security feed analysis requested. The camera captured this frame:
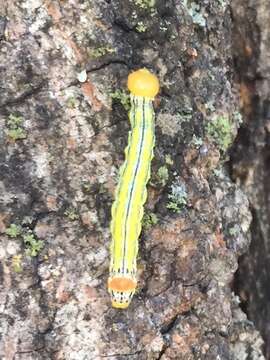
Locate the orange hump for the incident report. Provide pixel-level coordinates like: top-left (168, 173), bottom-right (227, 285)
top-left (127, 68), bottom-right (159, 98)
top-left (108, 277), bottom-right (137, 292)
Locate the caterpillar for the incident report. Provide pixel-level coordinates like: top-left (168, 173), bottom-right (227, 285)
top-left (108, 68), bottom-right (159, 309)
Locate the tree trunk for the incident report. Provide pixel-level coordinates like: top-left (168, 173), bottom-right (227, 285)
top-left (0, 0), bottom-right (267, 359)
top-left (231, 0), bottom-right (270, 358)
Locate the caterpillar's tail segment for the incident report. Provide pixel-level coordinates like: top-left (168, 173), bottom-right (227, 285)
top-left (108, 276), bottom-right (137, 309)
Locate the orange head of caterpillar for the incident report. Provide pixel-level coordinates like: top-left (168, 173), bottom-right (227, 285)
top-left (108, 276), bottom-right (137, 309)
top-left (128, 68), bottom-right (159, 99)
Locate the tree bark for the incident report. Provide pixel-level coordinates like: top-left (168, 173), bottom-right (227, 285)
top-left (231, 0), bottom-right (270, 358)
top-left (0, 0), bottom-right (267, 359)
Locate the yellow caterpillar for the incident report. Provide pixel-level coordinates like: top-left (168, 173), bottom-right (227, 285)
top-left (108, 69), bottom-right (160, 309)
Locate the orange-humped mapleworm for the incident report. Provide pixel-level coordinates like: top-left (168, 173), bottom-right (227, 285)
top-left (108, 68), bottom-right (159, 309)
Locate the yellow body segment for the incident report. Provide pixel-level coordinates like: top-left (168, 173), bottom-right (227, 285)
top-left (108, 69), bottom-right (159, 308)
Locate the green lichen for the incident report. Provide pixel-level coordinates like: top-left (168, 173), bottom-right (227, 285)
top-left (136, 21), bottom-right (147, 32)
top-left (89, 46), bottom-right (115, 59)
top-left (228, 225), bottom-right (240, 236)
top-left (167, 182), bottom-right (187, 213)
top-left (142, 211), bottom-right (158, 230)
top-left (12, 255), bottom-right (22, 273)
top-left (6, 114), bottom-right (27, 141)
top-left (233, 111), bottom-right (243, 126)
top-left (82, 181), bottom-right (92, 193)
top-left (183, 1), bottom-right (206, 27)
top-left (66, 96), bottom-right (77, 108)
top-left (207, 115), bottom-right (233, 153)
top-left (205, 101), bottom-right (216, 113)
top-left (157, 166), bottom-right (169, 187)
top-left (177, 106), bottom-right (193, 123)
top-left (7, 128), bottom-right (27, 141)
top-left (64, 208), bottom-right (79, 221)
top-left (7, 114), bottom-right (24, 128)
top-left (6, 222), bottom-right (44, 257)
top-left (217, 0), bottom-right (227, 10)
top-left (213, 167), bottom-right (223, 178)
top-left (134, 0), bottom-right (155, 9)
top-left (191, 134), bottom-right (203, 149)
top-left (150, 162), bottom-right (171, 188)
top-left (23, 232), bottom-right (44, 257)
top-left (5, 224), bottom-right (22, 238)
top-left (111, 89), bottom-right (130, 111)
top-left (165, 154), bottom-right (174, 166)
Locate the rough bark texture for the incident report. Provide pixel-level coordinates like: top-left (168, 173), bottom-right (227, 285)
top-left (0, 0), bottom-right (267, 359)
top-left (231, 0), bottom-right (270, 358)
